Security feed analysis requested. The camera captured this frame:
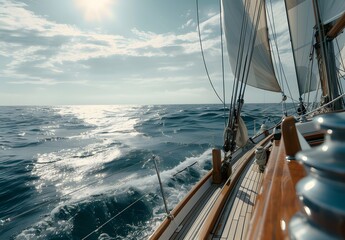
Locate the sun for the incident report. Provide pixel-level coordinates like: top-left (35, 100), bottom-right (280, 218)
top-left (75, 0), bottom-right (114, 22)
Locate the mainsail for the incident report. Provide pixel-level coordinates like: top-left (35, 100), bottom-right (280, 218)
top-left (318, 1), bottom-right (345, 24)
top-left (222, 0), bottom-right (281, 92)
top-left (285, 0), bottom-right (345, 96)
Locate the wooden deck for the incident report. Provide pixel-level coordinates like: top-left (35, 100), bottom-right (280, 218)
top-left (150, 135), bottom-right (272, 240)
top-left (170, 184), bottom-right (222, 239)
top-left (151, 119), bottom-right (327, 240)
top-left (210, 159), bottom-right (263, 239)
top-left (168, 152), bottom-right (264, 239)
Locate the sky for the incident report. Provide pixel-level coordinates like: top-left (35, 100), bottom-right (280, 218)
top-left (0, 0), bottom-right (298, 105)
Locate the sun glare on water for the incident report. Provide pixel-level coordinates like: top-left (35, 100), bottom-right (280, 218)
top-left (75, 0), bottom-right (114, 22)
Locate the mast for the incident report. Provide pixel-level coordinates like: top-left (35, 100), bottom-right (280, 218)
top-left (312, 0), bottom-right (344, 110)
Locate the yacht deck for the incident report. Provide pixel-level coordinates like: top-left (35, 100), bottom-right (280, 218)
top-left (169, 153), bottom-right (264, 239)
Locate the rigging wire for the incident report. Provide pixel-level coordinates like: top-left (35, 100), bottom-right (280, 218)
top-left (219, 0), bottom-right (227, 127)
top-left (303, 92), bottom-right (345, 116)
top-left (267, 0), bottom-right (297, 113)
top-left (241, 0), bottom-right (263, 96)
top-left (312, 78), bottom-right (322, 109)
top-left (222, 0), bottom-right (252, 153)
top-left (266, 1), bottom-right (287, 114)
top-left (306, 53), bottom-right (315, 109)
top-left (335, 38), bottom-right (345, 105)
top-left (240, 0), bottom-right (260, 97)
top-left (223, 0), bottom-right (264, 154)
top-left (302, 29), bottom-right (317, 111)
top-left (336, 38), bottom-right (345, 75)
top-left (81, 193), bottom-right (152, 240)
top-left (196, 0), bottom-right (224, 105)
top-left (228, 0), bottom-right (251, 126)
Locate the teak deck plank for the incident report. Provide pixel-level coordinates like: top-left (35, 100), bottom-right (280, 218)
top-left (210, 158), bottom-right (264, 239)
top-left (170, 184), bottom-right (222, 239)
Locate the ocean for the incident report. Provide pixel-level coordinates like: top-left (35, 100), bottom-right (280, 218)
top-left (0, 104), bottom-right (286, 239)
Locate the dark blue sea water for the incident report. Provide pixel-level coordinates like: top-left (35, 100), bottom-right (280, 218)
top-left (0, 104), bottom-right (286, 239)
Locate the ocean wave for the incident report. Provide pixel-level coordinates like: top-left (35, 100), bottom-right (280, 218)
top-left (11, 146), bottom-right (212, 239)
top-left (0, 104), bottom-right (284, 239)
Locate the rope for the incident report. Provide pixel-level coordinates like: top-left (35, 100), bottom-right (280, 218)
top-left (196, 0), bottom-right (224, 104)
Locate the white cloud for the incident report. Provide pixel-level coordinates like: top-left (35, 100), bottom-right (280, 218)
top-left (6, 73), bottom-right (57, 85)
top-left (157, 66), bottom-right (182, 72)
top-left (0, 0), bottom-right (81, 37)
top-left (199, 13), bottom-right (219, 34)
top-left (0, 0), bottom-right (222, 90)
top-left (181, 19), bottom-right (196, 29)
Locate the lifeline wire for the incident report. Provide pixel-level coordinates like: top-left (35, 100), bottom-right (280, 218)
top-left (81, 193), bottom-right (151, 240)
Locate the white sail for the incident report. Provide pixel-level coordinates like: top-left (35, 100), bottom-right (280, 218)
top-left (236, 116), bottom-right (249, 148)
top-left (285, 0), bottom-right (318, 95)
top-left (222, 0), bottom-right (281, 92)
top-left (318, 1), bottom-right (345, 24)
top-left (285, 0), bottom-right (345, 96)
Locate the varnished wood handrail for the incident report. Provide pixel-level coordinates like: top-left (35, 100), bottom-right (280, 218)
top-left (199, 135), bottom-right (273, 239)
top-left (246, 137), bottom-right (306, 240)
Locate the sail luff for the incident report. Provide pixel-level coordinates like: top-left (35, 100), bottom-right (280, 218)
top-left (284, 0), bottom-right (318, 96)
top-left (283, 0), bottom-right (302, 97)
top-left (242, 0), bottom-right (264, 95)
top-left (222, 0), bottom-right (281, 93)
top-left (263, 1), bottom-right (278, 86)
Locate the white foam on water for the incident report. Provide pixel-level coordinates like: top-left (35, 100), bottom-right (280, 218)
top-left (22, 105), bottom-right (214, 239)
top-left (126, 148), bottom-right (212, 208)
top-left (19, 142), bottom-right (213, 239)
top-left (32, 105), bottom-right (144, 198)
top-left (54, 105), bottom-right (141, 137)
